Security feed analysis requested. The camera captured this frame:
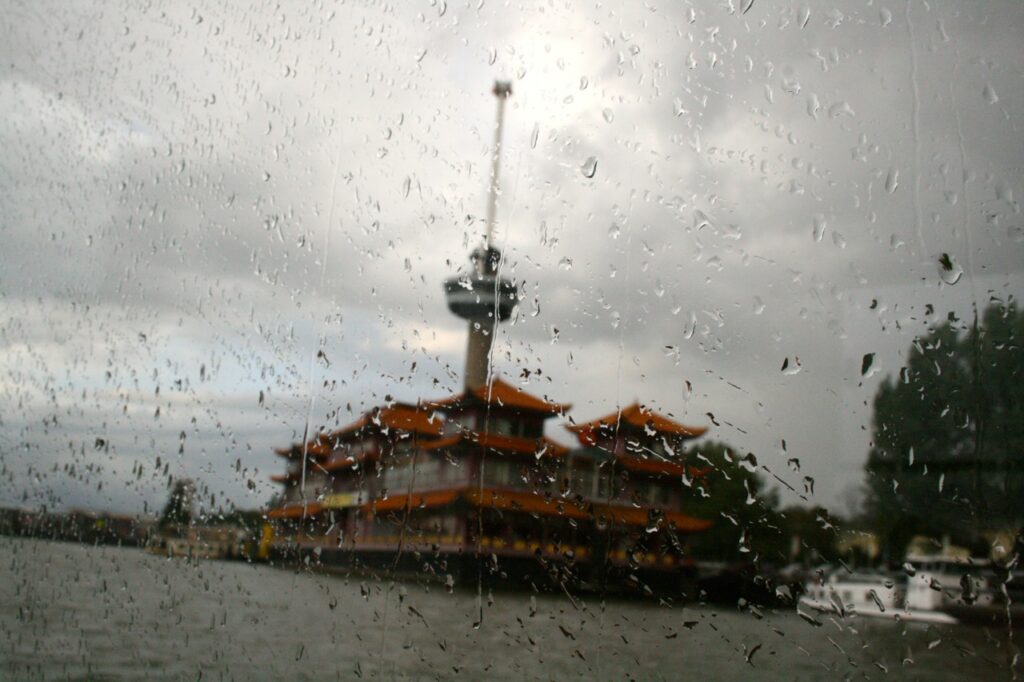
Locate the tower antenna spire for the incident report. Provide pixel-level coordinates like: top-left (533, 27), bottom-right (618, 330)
top-left (484, 80), bottom-right (512, 250)
top-left (443, 81), bottom-right (518, 388)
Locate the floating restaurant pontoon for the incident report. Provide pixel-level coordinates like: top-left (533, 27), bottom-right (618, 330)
top-left (265, 82), bottom-right (714, 595)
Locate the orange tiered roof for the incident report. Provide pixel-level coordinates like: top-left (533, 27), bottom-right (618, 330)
top-left (364, 490), bottom-right (460, 513)
top-left (332, 403), bottom-right (443, 439)
top-left (615, 457), bottom-right (710, 479)
top-left (430, 376), bottom-right (571, 415)
top-left (273, 403), bottom-right (441, 462)
top-left (356, 485), bottom-right (712, 532)
top-left (568, 403), bottom-right (707, 444)
top-left (267, 501), bottom-right (323, 519)
top-left (273, 436), bottom-right (333, 459)
top-left (465, 487), bottom-right (589, 519)
top-left (593, 504), bottom-right (713, 532)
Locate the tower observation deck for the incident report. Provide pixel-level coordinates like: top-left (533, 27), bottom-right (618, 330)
top-left (444, 81), bottom-right (518, 388)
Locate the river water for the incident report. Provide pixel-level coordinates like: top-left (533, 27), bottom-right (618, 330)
top-left (0, 538), bottom-right (1018, 680)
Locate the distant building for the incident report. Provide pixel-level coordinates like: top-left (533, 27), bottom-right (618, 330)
top-left (266, 382), bottom-right (713, 593)
top-left (266, 83), bottom-right (714, 594)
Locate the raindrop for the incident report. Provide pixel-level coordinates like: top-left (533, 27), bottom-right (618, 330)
top-left (812, 214), bottom-right (827, 242)
top-left (885, 169), bottom-right (899, 194)
top-left (752, 297), bottom-right (765, 315)
top-left (739, 453), bottom-right (758, 472)
top-left (415, 48), bottom-right (427, 63)
top-left (781, 356), bottom-right (801, 375)
top-left (602, 108), bottom-right (614, 123)
top-left (797, 5), bottom-right (811, 28)
top-left (402, 176), bottom-right (411, 198)
top-left (683, 311), bottom-right (697, 339)
top-left (982, 84), bottom-right (999, 104)
top-left (608, 223), bottom-right (620, 239)
top-left (937, 253), bottom-right (963, 285)
top-left (530, 123), bottom-right (539, 149)
top-left (580, 156), bottom-right (598, 179)
top-left (828, 101), bottom-right (854, 118)
top-left (860, 352), bottom-right (875, 376)
top-left (740, 0), bottom-right (755, 15)
top-left (488, 48), bottom-right (497, 65)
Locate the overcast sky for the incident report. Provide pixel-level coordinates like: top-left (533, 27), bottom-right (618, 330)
top-left (1, 0), bottom-right (1021, 517)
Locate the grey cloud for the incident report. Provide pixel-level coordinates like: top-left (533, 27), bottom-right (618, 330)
top-left (1, 0), bottom-right (1022, 516)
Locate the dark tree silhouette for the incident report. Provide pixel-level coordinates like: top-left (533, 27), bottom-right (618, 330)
top-left (865, 298), bottom-right (1024, 560)
top-left (159, 478), bottom-right (194, 532)
top-left (684, 441), bottom-right (781, 562)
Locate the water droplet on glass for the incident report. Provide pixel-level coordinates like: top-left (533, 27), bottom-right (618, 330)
top-left (798, 5), bottom-right (811, 28)
top-left (558, 257), bottom-right (573, 270)
top-left (861, 352), bottom-right (876, 377)
top-left (580, 156), bottom-right (598, 179)
top-left (530, 123), bottom-right (539, 149)
top-left (683, 311), bottom-right (697, 339)
top-left (982, 84), bottom-right (999, 104)
top-left (938, 253), bottom-right (963, 285)
top-left (812, 214), bottom-right (827, 242)
top-left (602, 108), bottom-right (614, 123)
top-left (885, 169), bottom-right (899, 194)
top-left (781, 356), bottom-right (802, 375)
top-left (752, 297), bottom-right (765, 315)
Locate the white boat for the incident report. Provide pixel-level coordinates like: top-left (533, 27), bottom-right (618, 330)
top-left (901, 555), bottom-right (1015, 626)
top-left (799, 570), bottom-right (958, 625)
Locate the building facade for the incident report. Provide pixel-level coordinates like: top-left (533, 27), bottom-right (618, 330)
top-left (267, 378), bottom-right (713, 595)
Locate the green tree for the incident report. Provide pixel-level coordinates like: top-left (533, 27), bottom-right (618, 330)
top-left (865, 299), bottom-right (1024, 560)
top-left (684, 441), bottom-right (782, 562)
top-left (776, 505), bottom-right (841, 565)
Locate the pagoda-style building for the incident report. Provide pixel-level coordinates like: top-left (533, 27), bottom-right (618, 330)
top-left (266, 391), bottom-right (713, 594)
top-left (263, 82), bottom-right (713, 595)
top-left (564, 403), bottom-right (712, 591)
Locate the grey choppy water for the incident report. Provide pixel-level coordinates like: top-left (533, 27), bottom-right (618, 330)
top-left (0, 538), bottom-right (1017, 680)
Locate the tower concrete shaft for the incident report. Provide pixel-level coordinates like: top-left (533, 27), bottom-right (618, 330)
top-left (464, 313), bottom-right (495, 389)
top-left (443, 81), bottom-right (517, 389)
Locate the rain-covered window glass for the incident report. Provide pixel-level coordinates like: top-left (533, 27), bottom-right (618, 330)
top-left (2, 1), bottom-right (1022, 679)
